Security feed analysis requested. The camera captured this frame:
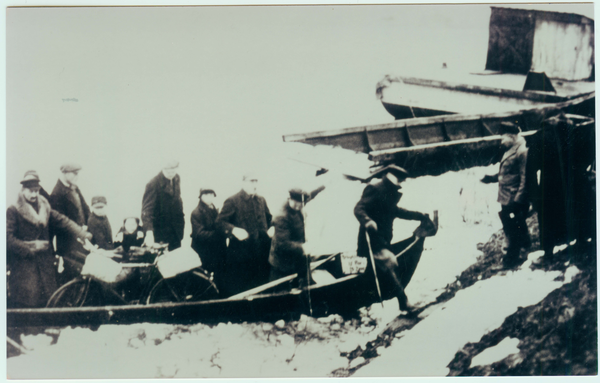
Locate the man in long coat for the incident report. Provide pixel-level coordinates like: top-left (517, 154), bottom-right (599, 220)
top-left (217, 173), bottom-right (274, 296)
top-left (8, 171), bottom-right (91, 308)
top-left (49, 162), bottom-right (91, 285)
top-left (191, 188), bottom-right (226, 276)
top-left (482, 121), bottom-right (530, 268)
top-left (268, 186), bottom-right (325, 282)
top-left (354, 165), bottom-right (429, 312)
top-left (141, 161), bottom-right (185, 251)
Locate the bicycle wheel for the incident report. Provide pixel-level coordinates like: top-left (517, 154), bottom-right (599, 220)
top-left (146, 269), bottom-right (219, 304)
top-left (46, 277), bottom-right (89, 308)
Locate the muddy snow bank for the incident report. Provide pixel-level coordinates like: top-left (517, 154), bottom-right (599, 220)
top-left (354, 265), bottom-right (580, 377)
top-left (8, 303), bottom-right (401, 379)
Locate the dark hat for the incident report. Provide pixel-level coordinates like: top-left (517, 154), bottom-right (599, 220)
top-left (365, 165), bottom-right (409, 183)
top-left (60, 162), bottom-right (82, 173)
top-left (289, 188), bottom-right (309, 202)
top-left (499, 121), bottom-right (521, 135)
top-left (199, 188), bottom-right (216, 197)
top-left (20, 170), bottom-right (41, 188)
top-left (91, 196), bottom-right (107, 206)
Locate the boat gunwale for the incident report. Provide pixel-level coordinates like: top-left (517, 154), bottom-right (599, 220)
top-left (282, 91), bottom-right (595, 143)
top-left (385, 75), bottom-right (570, 103)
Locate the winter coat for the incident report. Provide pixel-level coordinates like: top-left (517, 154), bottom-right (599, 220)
top-left (217, 189), bottom-right (273, 295)
top-left (497, 136), bottom-right (528, 206)
top-left (141, 172), bottom-right (185, 248)
top-left (7, 193), bottom-right (87, 307)
top-left (191, 200), bottom-right (226, 273)
top-left (268, 186), bottom-right (325, 275)
top-left (87, 213), bottom-right (114, 250)
top-left (49, 179), bottom-right (90, 256)
top-left (354, 178), bottom-right (424, 258)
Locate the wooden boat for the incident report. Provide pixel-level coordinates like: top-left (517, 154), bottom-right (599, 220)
top-left (7, 227), bottom-right (434, 329)
top-left (283, 93), bottom-right (594, 177)
top-left (282, 7), bottom-right (595, 177)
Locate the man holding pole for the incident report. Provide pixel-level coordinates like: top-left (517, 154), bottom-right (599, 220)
top-left (354, 165), bottom-right (432, 312)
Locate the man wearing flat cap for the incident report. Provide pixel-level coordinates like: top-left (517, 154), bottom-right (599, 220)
top-left (191, 188), bottom-right (226, 278)
top-left (481, 121), bottom-right (531, 268)
top-left (354, 165), bottom-right (431, 312)
top-left (49, 162), bottom-right (91, 284)
top-left (217, 173), bottom-right (274, 296)
top-left (141, 160), bottom-right (185, 251)
top-left (7, 171), bottom-right (92, 308)
top-left (268, 185), bottom-right (326, 283)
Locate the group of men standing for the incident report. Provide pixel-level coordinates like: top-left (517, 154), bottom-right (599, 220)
top-left (6, 155), bottom-right (435, 313)
top-left (10, 117), bottom-right (588, 311)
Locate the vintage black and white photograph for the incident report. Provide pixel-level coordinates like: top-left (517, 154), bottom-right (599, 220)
top-left (5, 2), bottom-right (597, 379)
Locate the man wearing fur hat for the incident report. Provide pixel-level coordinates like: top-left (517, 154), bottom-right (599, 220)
top-left (354, 165), bottom-right (431, 312)
top-left (49, 162), bottom-right (91, 284)
top-left (191, 188), bottom-right (226, 276)
top-left (268, 186), bottom-right (325, 283)
top-left (481, 121), bottom-right (530, 268)
top-left (141, 160), bottom-right (185, 251)
top-left (7, 171), bottom-right (92, 308)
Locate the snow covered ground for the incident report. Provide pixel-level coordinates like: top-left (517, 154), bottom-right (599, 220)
top-left (8, 161), bottom-right (571, 379)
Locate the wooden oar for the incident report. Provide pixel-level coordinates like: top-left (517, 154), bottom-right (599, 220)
top-left (227, 252), bottom-right (338, 300)
top-left (366, 232), bottom-right (384, 308)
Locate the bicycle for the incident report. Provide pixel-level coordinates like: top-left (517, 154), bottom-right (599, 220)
top-left (46, 242), bottom-right (219, 308)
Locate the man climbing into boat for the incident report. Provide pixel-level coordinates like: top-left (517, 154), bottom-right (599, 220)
top-left (481, 121), bottom-right (531, 269)
top-left (354, 165), bottom-right (431, 312)
top-left (7, 171), bottom-right (92, 308)
top-left (268, 185), bottom-right (325, 284)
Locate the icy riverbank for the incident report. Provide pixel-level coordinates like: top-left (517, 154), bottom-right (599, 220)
top-left (8, 165), bottom-right (510, 379)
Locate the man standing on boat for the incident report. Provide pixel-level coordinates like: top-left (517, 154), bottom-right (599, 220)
top-left (141, 160), bottom-right (185, 251)
top-left (49, 162), bottom-right (91, 285)
top-left (8, 171), bottom-right (92, 308)
top-left (481, 121), bottom-right (530, 269)
top-left (268, 186), bottom-right (325, 283)
top-left (217, 173), bottom-right (274, 296)
top-left (354, 165), bottom-right (431, 313)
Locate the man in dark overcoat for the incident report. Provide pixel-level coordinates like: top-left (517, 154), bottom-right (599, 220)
top-left (87, 196), bottom-right (114, 250)
top-left (217, 173), bottom-right (274, 296)
top-left (191, 188), bottom-right (227, 277)
top-left (49, 162), bottom-right (91, 285)
top-left (141, 161), bottom-right (185, 251)
top-left (268, 186), bottom-right (325, 282)
top-left (7, 171), bottom-right (92, 308)
top-left (482, 122), bottom-right (530, 268)
top-left (354, 165), bottom-right (429, 312)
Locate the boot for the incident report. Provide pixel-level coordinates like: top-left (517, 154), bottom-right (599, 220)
top-left (396, 289), bottom-right (414, 313)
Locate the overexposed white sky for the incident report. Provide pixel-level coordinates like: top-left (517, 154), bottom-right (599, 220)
top-left (6, 3), bottom-right (594, 233)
